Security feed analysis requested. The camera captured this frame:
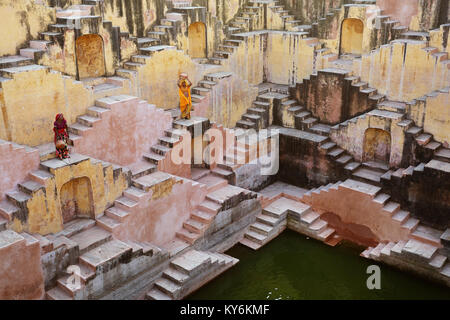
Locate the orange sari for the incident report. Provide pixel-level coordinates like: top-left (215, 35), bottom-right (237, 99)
top-left (179, 82), bottom-right (192, 119)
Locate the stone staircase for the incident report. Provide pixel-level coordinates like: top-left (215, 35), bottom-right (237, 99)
top-left (146, 249), bottom-right (238, 300)
top-left (95, 171), bottom-right (177, 233)
top-left (189, 71), bottom-right (233, 112)
top-left (0, 153), bottom-right (129, 233)
top-left (36, 95), bottom-right (174, 169)
top-left (210, 126), bottom-right (279, 184)
top-left (0, 1), bottom-right (129, 94)
top-left (7, 3), bottom-right (100, 64)
top-left (45, 218), bottom-right (168, 300)
top-left (174, 180), bottom-right (253, 249)
top-left (145, 116), bottom-right (211, 176)
top-left (240, 196), bottom-right (336, 249)
top-left (68, 102), bottom-right (209, 181)
top-left (352, 28), bottom-right (450, 101)
top-left (226, 0), bottom-right (265, 34)
top-left (236, 85), bottom-right (290, 130)
top-left (117, 6), bottom-right (210, 80)
top-left (361, 236), bottom-right (450, 287)
top-left (302, 179), bottom-right (421, 240)
top-left (408, 124), bottom-right (450, 165)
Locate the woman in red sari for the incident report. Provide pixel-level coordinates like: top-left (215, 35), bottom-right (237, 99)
top-left (53, 113), bottom-right (70, 160)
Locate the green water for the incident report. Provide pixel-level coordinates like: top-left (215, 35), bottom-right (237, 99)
top-left (187, 230), bottom-right (450, 300)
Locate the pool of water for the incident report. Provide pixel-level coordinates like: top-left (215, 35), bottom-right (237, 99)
top-left (188, 230), bottom-right (450, 300)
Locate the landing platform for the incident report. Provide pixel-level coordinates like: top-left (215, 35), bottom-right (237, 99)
top-left (259, 181), bottom-right (308, 201)
top-left (270, 125), bottom-right (328, 144)
top-left (40, 153), bottom-right (90, 170)
top-left (258, 82), bottom-right (289, 94)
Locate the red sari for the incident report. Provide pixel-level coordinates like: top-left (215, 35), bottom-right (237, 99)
top-left (53, 113), bottom-right (69, 159)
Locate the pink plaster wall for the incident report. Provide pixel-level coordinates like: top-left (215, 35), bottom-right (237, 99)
top-left (191, 95), bottom-right (210, 119)
top-left (376, 0), bottom-right (419, 28)
top-left (0, 142), bottom-right (39, 201)
top-left (112, 180), bottom-right (207, 246)
top-left (73, 96), bottom-right (173, 167)
top-left (303, 183), bottom-right (411, 242)
top-left (157, 146), bottom-right (192, 178)
top-left (0, 234), bottom-right (44, 300)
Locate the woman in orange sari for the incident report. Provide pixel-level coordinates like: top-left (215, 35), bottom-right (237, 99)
top-left (178, 73), bottom-right (192, 119)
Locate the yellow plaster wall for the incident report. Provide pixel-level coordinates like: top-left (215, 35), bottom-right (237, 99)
top-left (0, 0), bottom-right (56, 56)
top-left (222, 32), bottom-right (265, 86)
top-left (102, 0), bottom-right (161, 36)
top-left (207, 75), bottom-right (258, 128)
top-left (38, 22), bottom-right (117, 79)
top-left (188, 22), bottom-right (207, 58)
top-left (354, 38), bottom-right (450, 102)
top-left (120, 37), bottom-right (139, 63)
top-left (135, 49), bottom-right (200, 109)
top-left (0, 89), bottom-right (7, 140)
top-left (11, 158), bottom-right (129, 235)
top-left (429, 25), bottom-right (450, 54)
top-left (322, 5), bottom-right (377, 55)
top-left (340, 18), bottom-right (364, 55)
top-left (265, 32), bottom-right (316, 85)
top-left (76, 34), bottom-right (106, 79)
top-left (1, 68), bottom-right (93, 146)
top-left (266, 7), bottom-right (285, 30)
top-left (423, 91), bottom-right (450, 145)
top-left (330, 113), bottom-right (406, 167)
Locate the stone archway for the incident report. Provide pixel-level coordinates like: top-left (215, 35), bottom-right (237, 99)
top-left (363, 128), bottom-right (391, 163)
top-left (76, 34), bottom-right (106, 79)
top-left (60, 176), bottom-right (94, 224)
top-left (188, 22), bottom-right (207, 58)
top-left (340, 18), bottom-right (364, 55)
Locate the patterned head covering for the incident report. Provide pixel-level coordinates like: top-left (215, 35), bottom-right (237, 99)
top-left (54, 113), bottom-right (67, 129)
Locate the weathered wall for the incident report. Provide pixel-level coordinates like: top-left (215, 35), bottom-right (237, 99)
top-left (429, 24), bottom-right (450, 54)
top-left (353, 37), bottom-right (450, 102)
top-left (206, 73), bottom-right (258, 128)
top-left (381, 163), bottom-right (450, 230)
top-left (422, 90), bottom-right (450, 146)
top-left (282, 0), bottom-right (346, 24)
top-left (320, 4), bottom-right (380, 55)
top-left (265, 32), bottom-right (317, 86)
top-left (73, 95), bottom-right (173, 166)
top-left (0, 68), bottom-right (91, 146)
top-left (277, 128), bottom-right (342, 188)
top-left (405, 89), bottom-right (450, 146)
top-left (0, 0), bottom-right (55, 56)
top-left (75, 34), bottom-right (106, 79)
top-left (102, 0), bottom-right (166, 37)
top-left (226, 31), bottom-right (317, 87)
top-left (196, 198), bottom-right (261, 252)
top-left (330, 111), bottom-right (407, 167)
top-left (10, 157), bottom-right (129, 235)
top-left (0, 142), bottom-right (40, 201)
top-left (377, 0), bottom-right (446, 31)
top-left (0, 231), bottom-right (44, 300)
top-left (112, 178), bottom-right (208, 246)
top-left (134, 48), bottom-right (200, 109)
top-left (205, 0), bottom-right (243, 25)
top-left (39, 18), bottom-right (119, 78)
top-left (376, 0), bottom-right (419, 29)
top-left (302, 179), bottom-right (412, 242)
top-left (224, 31), bottom-right (265, 86)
